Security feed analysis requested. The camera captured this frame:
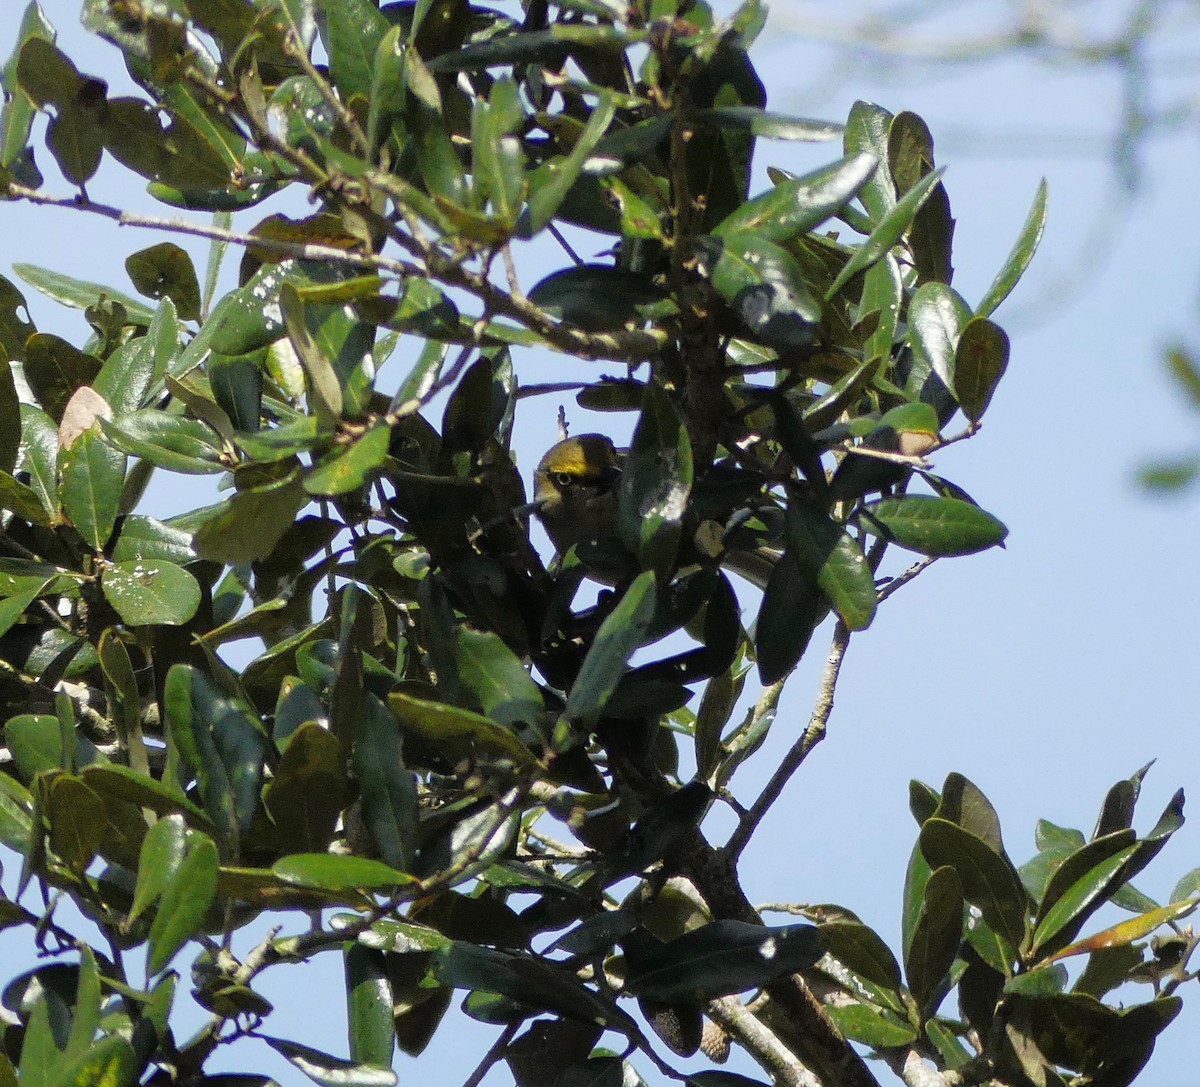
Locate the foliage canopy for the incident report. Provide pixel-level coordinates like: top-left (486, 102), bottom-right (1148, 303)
top-left (0, 1), bottom-right (1196, 1086)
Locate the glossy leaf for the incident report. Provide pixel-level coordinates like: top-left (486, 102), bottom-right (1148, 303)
top-left (261, 1035), bottom-right (398, 1086)
top-left (263, 722), bottom-right (346, 853)
top-left (354, 694), bottom-right (419, 872)
top-left (905, 864), bottom-right (963, 1014)
top-left (624, 921), bottom-right (823, 1003)
top-left (528, 265), bottom-right (669, 332)
top-left (859, 495), bottom-right (1008, 556)
top-left (59, 427), bottom-right (125, 552)
top-left (345, 945), bottom-right (395, 1069)
top-left (272, 853), bottom-right (416, 892)
top-left (826, 1003), bottom-right (919, 1047)
top-left (714, 151), bottom-right (877, 243)
top-left (455, 627), bottom-right (543, 728)
top-left (45, 774), bottom-right (105, 872)
top-left (919, 818), bottom-right (1027, 950)
top-left (976, 179), bottom-right (1048, 319)
top-left (754, 553), bottom-right (824, 684)
top-left (101, 559), bottom-right (201, 626)
top-left (954, 318), bottom-right (1010, 423)
top-left (128, 813), bottom-right (189, 927)
top-left (619, 386), bottom-right (692, 576)
top-left (527, 94), bottom-right (616, 234)
top-left (126, 243), bottom-right (201, 321)
top-left (695, 233), bottom-right (820, 349)
top-left (825, 169), bottom-right (945, 300)
top-left (304, 423), bottom-right (391, 495)
top-left (147, 833), bottom-right (219, 975)
top-left (784, 502), bottom-right (876, 630)
top-left (387, 690), bottom-right (538, 769)
top-left (563, 571), bottom-right (657, 726)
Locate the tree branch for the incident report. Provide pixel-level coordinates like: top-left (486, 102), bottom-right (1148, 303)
top-left (726, 621), bottom-right (851, 861)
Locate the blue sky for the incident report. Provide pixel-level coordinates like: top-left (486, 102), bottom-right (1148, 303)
top-left (1, 2), bottom-right (1197, 1084)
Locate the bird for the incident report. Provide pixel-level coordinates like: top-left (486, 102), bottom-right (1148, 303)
top-left (532, 433), bottom-right (623, 555)
top-left (532, 433), bottom-right (782, 588)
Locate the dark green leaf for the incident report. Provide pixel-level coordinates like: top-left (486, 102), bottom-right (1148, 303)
top-left (563, 571), bottom-right (657, 726)
top-left (784, 502), bottom-right (876, 630)
top-left (953, 318), bottom-right (1009, 424)
top-left (126, 243), bottom-right (201, 322)
top-left (976, 179), bottom-right (1047, 319)
top-left (859, 495), bottom-right (1008, 556)
top-left (904, 865), bottom-right (963, 1014)
top-left (754, 553), bottom-right (824, 684)
top-left (825, 169), bottom-right (945, 300)
top-left (263, 722), bottom-right (346, 854)
top-left (695, 233), bottom-right (820, 350)
top-left (624, 921), bottom-right (823, 1003)
top-left (919, 818), bottom-right (1027, 950)
top-left (304, 423), bottom-right (391, 495)
top-left (528, 265), bottom-right (670, 332)
top-left (714, 152), bottom-right (877, 243)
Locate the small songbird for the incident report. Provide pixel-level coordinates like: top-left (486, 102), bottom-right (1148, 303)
top-left (532, 433), bottom-right (623, 553)
top-left (532, 433), bottom-right (782, 588)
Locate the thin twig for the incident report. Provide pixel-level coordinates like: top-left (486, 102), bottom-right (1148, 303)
top-left (876, 557), bottom-right (938, 603)
top-left (461, 1022), bottom-right (519, 1087)
top-left (726, 622), bottom-right (851, 861)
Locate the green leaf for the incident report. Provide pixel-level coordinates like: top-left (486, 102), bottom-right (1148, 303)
top-left (954, 318), bottom-right (1010, 424)
top-left (695, 233), bottom-right (820, 349)
top-left (98, 410), bottom-right (226, 475)
top-left (693, 106), bottom-right (840, 142)
top-left (13, 263), bottom-right (157, 325)
top-left (261, 1035), bottom-right (399, 1086)
top-left (164, 663), bottom-right (262, 839)
top-left (0, 469), bottom-right (53, 527)
top-left (714, 152), bottom-right (878, 243)
top-left (82, 763), bottom-right (213, 831)
top-left (527, 94), bottom-right (617, 234)
top-left (58, 426), bottom-right (125, 551)
top-left (262, 721), bottom-right (345, 853)
top-left (93, 301), bottom-right (180, 417)
top-left (843, 100), bottom-right (895, 222)
top-left (128, 813), bottom-right (189, 927)
top-left (976, 179), bottom-right (1048, 319)
top-left (315, 0), bottom-right (389, 104)
top-left (624, 921), bottom-right (823, 1003)
top-left (906, 282), bottom-right (969, 413)
top-left (455, 627), bottom-right (543, 728)
top-left (819, 919), bottom-right (904, 994)
top-left (4, 713), bottom-right (64, 780)
top-left (101, 559), bottom-right (200, 626)
top-left (1, 4), bottom-right (55, 174)
top-left (824, 169), bottom-right (945, 300)
top-left (111, 514), bottom-right (196, 564)
top-left (304, 422), bottom-right (391, 495)
top-left (192, 470), bottom-right (308, 564)
top-left (353, 694), bottom-right (419, 872)
top-left (859, 494), bottom-right (1007, 556)
top-left (272, 852), bottom-right (416, 892)
top-left (22, 332), bottom-right (101, 419)
top-left (754, 553), bottom-right (824, 684)
top-left (387, 690), bottom-right (538, 769)
top-left (528, 265), bottom-right (670, 332)
top-left (619, 386), bottom-right (692, 576)
top-left (919, 818), bottom-right (1027, 950)
top-left (345, 945), bottom-right (395, 1069)
top-left (904, 865), bottom-right (963, 1014)
top-left (563, 571), bottom-right (658, 726)
top-left (784, 502), bottom-right (876, 630)
top-left (147, 833), bottom-right (219, 975)
top-left (49, 1033), bottom-right (138, 1087)
top-left (126, 243), bottom-right (200, 322)
top-left (825, 1003), bottom-right (919, 1047)
top-left (44, 774), bottom-right (106, 872)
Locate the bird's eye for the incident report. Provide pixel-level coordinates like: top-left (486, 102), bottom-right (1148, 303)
top-left (551, 471), bottom-right (576, 488)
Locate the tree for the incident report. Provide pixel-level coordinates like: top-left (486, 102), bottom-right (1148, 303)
top-left (0, 2), bottom-right (1196, 1086)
